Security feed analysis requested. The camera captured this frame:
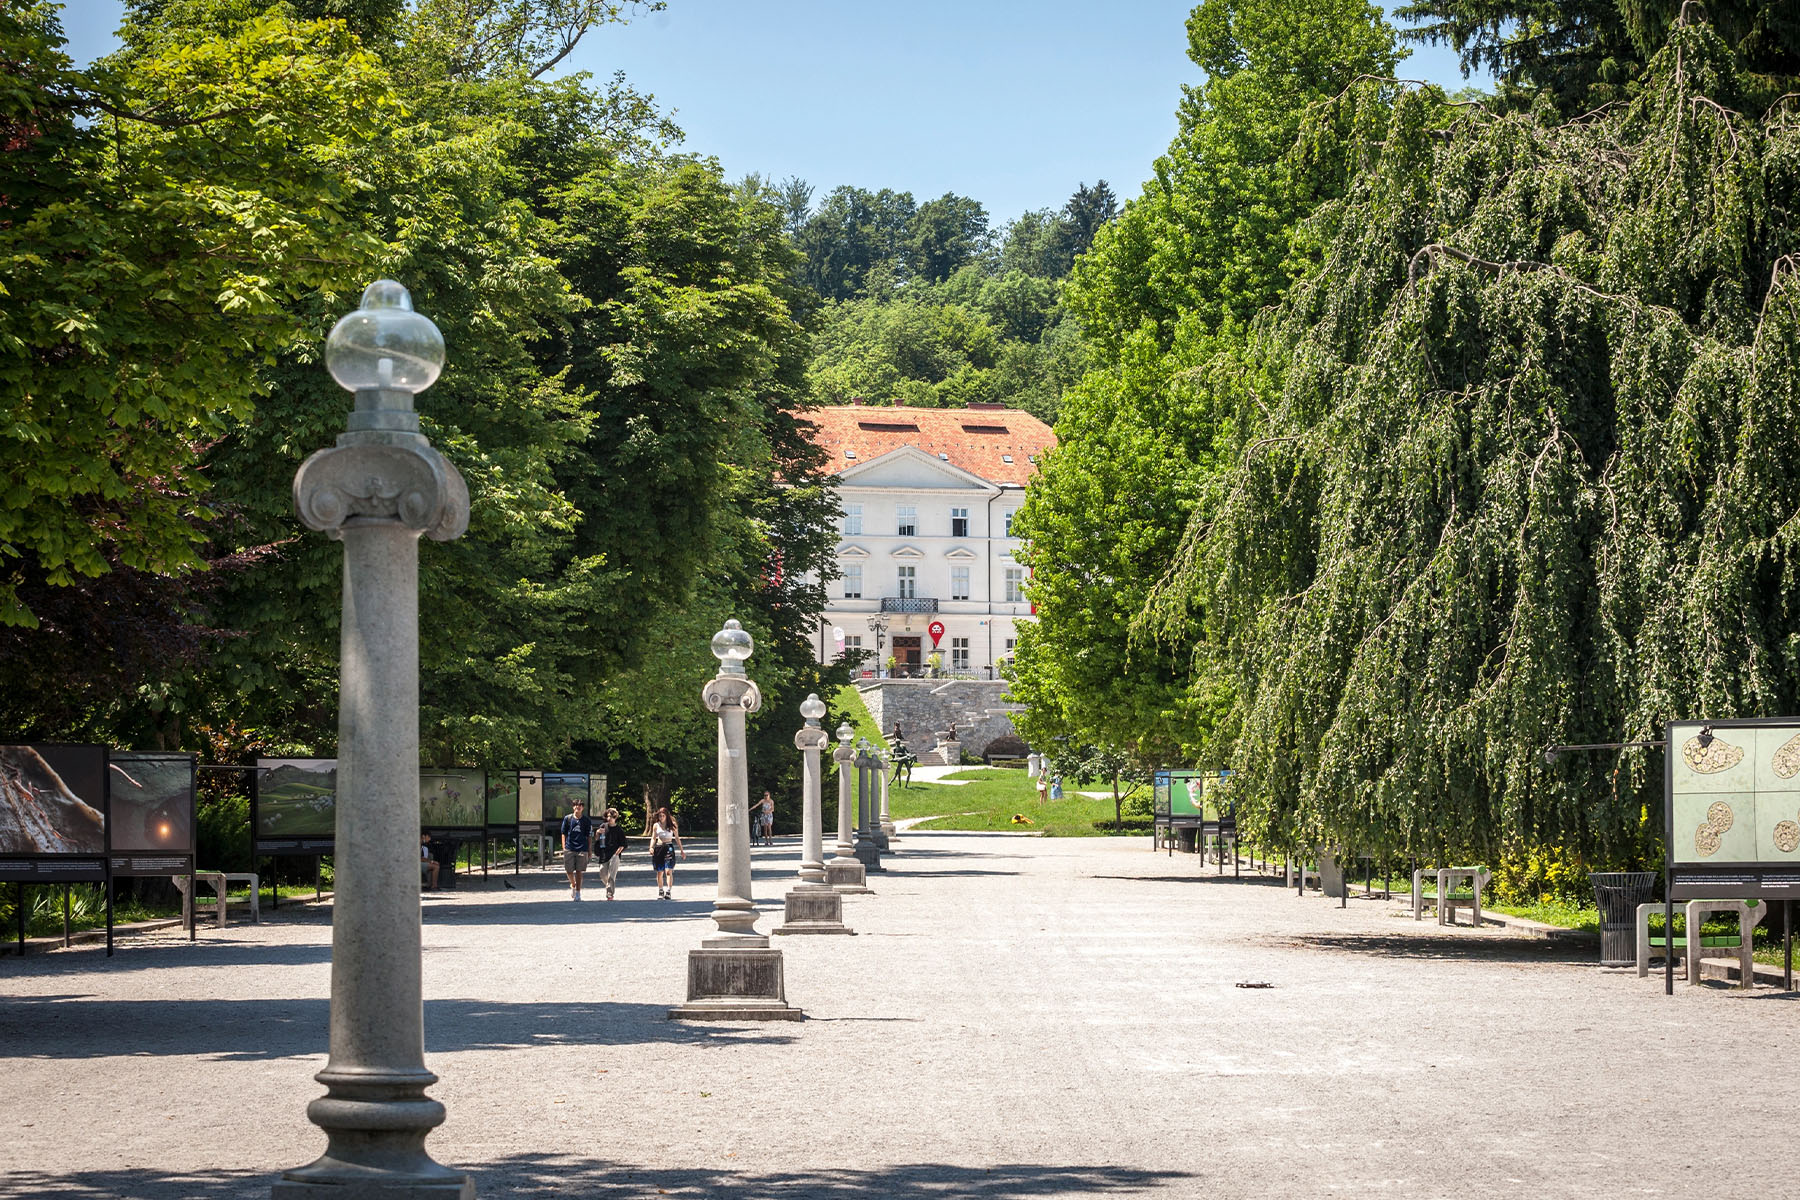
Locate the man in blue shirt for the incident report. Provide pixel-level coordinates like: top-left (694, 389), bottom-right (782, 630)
top-left (560, 800), bottom-right (594, 901)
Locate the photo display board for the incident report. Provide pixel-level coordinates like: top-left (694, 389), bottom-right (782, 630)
top-left (0, 744), bottom-right (108, 882)
top-left (255, 758), bottom-right (337, 853)
top-left (108, 751), bottom-right (197, 876)
top-left (420, 767), bottom-right (486, 833)
top-left (485, 770), bottom-right (520, 829)
top-left (518, 772), bottom-right (543, 824)
top-left (1153, 769), bottom-right (1228, 822)
top-left (541, 773), bottom-right (589, 830)
top-left (1667, 719), bottom-right (1800, 899)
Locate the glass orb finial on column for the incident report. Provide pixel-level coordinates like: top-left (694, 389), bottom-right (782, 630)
top-left (800, 693), bottom-right (826, 724)
top-left (326, 280), bottom-right (445, 394)
top-left (711, 618), bottom-right (754, 675)
top-left (836, 722), bottom-right (854, 744)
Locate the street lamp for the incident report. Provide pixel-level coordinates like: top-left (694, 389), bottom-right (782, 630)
top-left (774, 694), bottom-right (852, 935)
top-left (670, 620), bottom-right (801, 1020)
top-left (867, 612), bottom-right (890, 675)
top-left (279, 281), bottom-right (472, 1199)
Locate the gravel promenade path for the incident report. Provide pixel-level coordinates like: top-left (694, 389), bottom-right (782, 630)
top-left (0, 831), bottom-right (1787, 1198)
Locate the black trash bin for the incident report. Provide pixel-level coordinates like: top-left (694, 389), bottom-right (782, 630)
top-left (1591, 870), bottom-right (1658, 966)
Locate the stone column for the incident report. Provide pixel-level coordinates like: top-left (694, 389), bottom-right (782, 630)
top-left (671, 620), bottom-right (800, 1020)
top-left (854, 742), bottom-right (884, 873)
top-left (775, 695), bottom-right (852, 936)
top-left (876, 750), bottom-right (895, 848)
top-left (826, 724), bottom-right (868, 893)
top-left (278, 282), bottom-right (474, 1199)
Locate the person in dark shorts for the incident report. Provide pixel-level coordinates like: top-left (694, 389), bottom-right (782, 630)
top-left (649, 806), bottom-right (684, 899)
top-left (560, 800), bottom-right (594, 901)
top-left (595, 807), bottom-right (628, 900)
top-left (420, 832), bottom-right (439, 890)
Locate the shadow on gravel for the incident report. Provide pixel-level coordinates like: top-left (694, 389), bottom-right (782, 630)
top-left (1090, 874), bottom-right (1287, 886)
top-left (1268, 933), bottom-right (1594, 964)
top-left (0, 1158), bottom-right (1192, 1199)
top-left (0, 998), bottom-right (795, 1061)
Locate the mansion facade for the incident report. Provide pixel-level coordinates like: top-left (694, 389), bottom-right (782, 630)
top-left (800, 404), bottom-right (1056, 678)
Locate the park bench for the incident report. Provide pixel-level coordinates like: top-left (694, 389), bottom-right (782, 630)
top-left (1635, 899), bottom-right (1764, 988)
top-left (172, 871), bottom-right (260, 929)
top-left (1412, 867), bottom-right (1490, 927)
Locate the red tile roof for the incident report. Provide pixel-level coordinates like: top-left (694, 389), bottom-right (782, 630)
top-left (801, 405), bottom-right (1055, 486)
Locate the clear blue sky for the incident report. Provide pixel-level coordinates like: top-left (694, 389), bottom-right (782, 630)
top-left (56, 0), bottom-right (1483, 225)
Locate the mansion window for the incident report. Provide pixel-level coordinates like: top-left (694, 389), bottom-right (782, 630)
top-left (843, 564), bottom-right (862, 599)
top-left (1004, 567), bottom-right (1024, 603)
top-left (897, 566), bottom-right (917, 599)
top-left (1004, 510), bottom-right (1018, 536)
top-left (896, 505), bottom-right (917, 536)
top-left (842, 503), bottom-right (862, 536)
top-left (951, 637), bottom-right (970, 672)
top-left (842, 634), bottom-right (863, 660)
top-left (951, 507), bottom-right (969, 537)
top-left (951, 566), bottom-right (970, 601)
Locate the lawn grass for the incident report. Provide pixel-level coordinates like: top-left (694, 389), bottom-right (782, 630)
top-left (886, 766), bottom-right (1129, 837)
top-left (829, 683), bottom-right (886, 747)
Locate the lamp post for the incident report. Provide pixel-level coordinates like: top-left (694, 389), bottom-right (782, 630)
top-left (670, 620), bottom-right (800, 1020)
top-left (277, 281), bottom-right (473, 1199)
top-left (876, 745), bottom-right (895, 848)
top-left (854, 739), bottom-right (884, 873)
top-left (826, 723), bottom-right (869, 892)
top-left (775, 694), bottom-right (852, 935)
top-left (867, 612), bottom-right (890, 677)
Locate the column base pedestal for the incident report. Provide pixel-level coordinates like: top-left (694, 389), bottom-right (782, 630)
top-left (854, 839), bottom-right (885, 872)
top-left (670, 946), bottom-right (803, 1021)
top-left (880, 820), bottom-right (898, 843)
top-left (276, 1180), bottom-right (474, 1200)
top-left (774, 888), bottom-right (854, 935)
top-left (826, 858), bottom-right (871, 893)
top-left (275, 1164), bottom-right (474, 1200)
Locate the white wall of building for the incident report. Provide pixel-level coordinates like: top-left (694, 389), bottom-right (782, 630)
top-left (806, 448), bottom-right (1030, 677)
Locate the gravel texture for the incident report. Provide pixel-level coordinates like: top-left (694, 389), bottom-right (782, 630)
top-left (0, 831), bottom-right (1786, 1198)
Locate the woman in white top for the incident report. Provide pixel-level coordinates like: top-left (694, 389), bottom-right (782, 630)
top-left (650, 806), bottom-right (684, 899)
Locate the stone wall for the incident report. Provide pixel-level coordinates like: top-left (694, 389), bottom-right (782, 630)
top-left (857, 680), bottom-right (1022, 761)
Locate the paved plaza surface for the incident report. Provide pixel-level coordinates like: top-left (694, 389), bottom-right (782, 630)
top-left (0, 831), bottom-right (1788, 1198)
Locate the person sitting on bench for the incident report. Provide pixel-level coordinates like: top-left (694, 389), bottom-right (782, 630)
top-left (421, 832), bottom-right (440, 890)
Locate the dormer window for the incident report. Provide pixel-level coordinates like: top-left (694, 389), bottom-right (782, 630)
top-left (844, 449), bottom-right (856, 459)
top-left (1001, 454), bottom-right (1014, 464)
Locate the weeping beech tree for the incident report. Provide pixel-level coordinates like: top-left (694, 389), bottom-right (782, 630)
top-left (1145, 13), bottom-right (1800, 874)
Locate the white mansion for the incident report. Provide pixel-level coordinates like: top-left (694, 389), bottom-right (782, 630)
top-left (801, 403), bottom-right (1056, 678)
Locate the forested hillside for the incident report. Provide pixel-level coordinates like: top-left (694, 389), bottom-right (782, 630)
top-left (780, 179), bottom-right (1116, 421)
top-left (1012, 0), bottom-right (1800, 895)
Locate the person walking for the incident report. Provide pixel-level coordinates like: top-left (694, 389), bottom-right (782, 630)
top-left (595, 807), bottom-right (627, 900)
top-left (560, 799), bottom-right (594, 901)
top-left (757, 790), bottom-right (775, 846)
top-left (650, 805), bottom-right (684, 899)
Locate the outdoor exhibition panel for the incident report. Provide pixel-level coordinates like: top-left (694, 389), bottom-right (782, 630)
top-left (419, 767), bottom-right (486, 835)
top-left (1666, 719), bottom-right (1800, 900)
top-left (107, 751), bottom-right (197, 878)
top-left (0, 743), bottom-right (109, 883)
top-left (1153, 768), bottom-right (1236, 870)
top-left (540, 772), bottom-right (607, 835)
top-left (485, 770), bottom-right (520, 831)
top-left (253, 757), bottom-right (337, 855)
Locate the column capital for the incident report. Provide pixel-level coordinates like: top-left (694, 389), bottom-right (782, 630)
top-left (293, 437), bottom-right (468, 543)
top-left (703, 675), bottom-right (762, 714)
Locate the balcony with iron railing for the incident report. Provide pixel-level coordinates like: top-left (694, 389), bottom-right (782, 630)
top-left (879, 596), bottom-right (938, 614)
